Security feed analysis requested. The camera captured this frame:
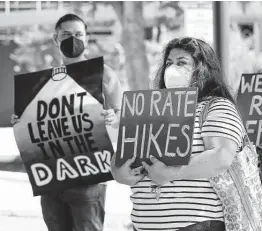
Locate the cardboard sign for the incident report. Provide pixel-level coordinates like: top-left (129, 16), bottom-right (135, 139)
top-left (237, 73), bottom-right (262, 146)
top-left (115, 88), bottom-right (198, 167)
top-left (13, 57), bottom-right (114, 196)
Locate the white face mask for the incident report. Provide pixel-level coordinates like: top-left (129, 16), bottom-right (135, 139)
top-left (164, 65), bottom-right (193, 89)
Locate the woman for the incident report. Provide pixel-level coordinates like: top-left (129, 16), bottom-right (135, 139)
top-left (111, 37), bottom-right (244, 231)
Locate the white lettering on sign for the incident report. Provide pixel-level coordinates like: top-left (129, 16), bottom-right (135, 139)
top-left (30, 151), bottom-right (112, 186)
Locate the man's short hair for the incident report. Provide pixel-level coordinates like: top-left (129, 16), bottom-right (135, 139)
top-left (55, 14), bottom-right (87, 32)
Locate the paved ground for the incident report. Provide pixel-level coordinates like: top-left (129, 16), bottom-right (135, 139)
top-left (0, 217), bottom-right (46, 231)
top-left (0, 171), bottom-right (133, 231)
top-left (0, 216), bottom-right (134, 231)
top-left (0, 127), bottom-right (133, 231)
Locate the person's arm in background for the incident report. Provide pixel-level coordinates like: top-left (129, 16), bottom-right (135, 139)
top-left (103, 65), bottom-right (147, 185)
top-left (102, 64), bottom-right (123, 128)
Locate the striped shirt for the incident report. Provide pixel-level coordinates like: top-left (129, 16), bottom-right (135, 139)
top-left (130, 98), bottom-right (244, 231)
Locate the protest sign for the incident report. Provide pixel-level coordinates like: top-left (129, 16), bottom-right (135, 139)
top-left (115, 88), bottom-right (198, 167)
top-left (237, 73), bottom-right (262, 146)
top-left (13, 57), bottom-right (114, 196)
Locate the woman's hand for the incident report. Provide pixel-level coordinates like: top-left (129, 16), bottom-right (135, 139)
top-left (102, 109), bottom-right (119, 129)
top-left (142, 156), bottom-right (181, 185)
top-left (111, 154), bottom-right (145, 186)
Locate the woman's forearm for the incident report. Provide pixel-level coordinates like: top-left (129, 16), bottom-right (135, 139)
top-left (171, 148), bottom-right (233, 179)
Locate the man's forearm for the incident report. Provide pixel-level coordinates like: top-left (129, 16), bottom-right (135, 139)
top-left (115, 110), bottom-right (121, 121)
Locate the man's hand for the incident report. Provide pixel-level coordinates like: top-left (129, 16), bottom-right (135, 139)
top-left (111, 154), bottom-right (145, 186)
top-left (102, 109), bottom-right (119, 128)
top-left (10, 114), bottom-right (20, 125)
top-left (142, 156), bottom-right (180, 185)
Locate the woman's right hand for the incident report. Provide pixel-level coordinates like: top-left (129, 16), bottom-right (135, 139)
top-left (110, 153), bottom-right (145, 186)
top-left (10, 114), bottom-right (20, 125)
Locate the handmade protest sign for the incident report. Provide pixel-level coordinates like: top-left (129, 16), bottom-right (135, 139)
top-left (13, 57), bottom-right (114, 196)
top-left (237, 73), bottom-right (262, 146)
top-left (115, 88), bottom-right (198, 167)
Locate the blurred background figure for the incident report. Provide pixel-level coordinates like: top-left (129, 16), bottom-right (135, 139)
top-left (2, 1), bottom-right (262, 126)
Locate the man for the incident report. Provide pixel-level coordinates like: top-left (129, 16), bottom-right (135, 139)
top-left (12, 13), bottom-right (123, 231)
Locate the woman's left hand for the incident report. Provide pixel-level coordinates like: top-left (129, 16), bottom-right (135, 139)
top-left (142, 156), bottom-right (181, 185)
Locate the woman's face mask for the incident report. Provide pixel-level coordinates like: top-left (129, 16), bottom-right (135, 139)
top-left (164, 48), bottom-right (195, 89)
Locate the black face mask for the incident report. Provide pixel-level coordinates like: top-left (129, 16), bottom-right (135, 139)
top-left (60, 36), bottom-right (85, 58)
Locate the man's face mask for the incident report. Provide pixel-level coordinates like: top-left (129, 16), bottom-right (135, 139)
top-left (60, 36), bottom-right (85, 58)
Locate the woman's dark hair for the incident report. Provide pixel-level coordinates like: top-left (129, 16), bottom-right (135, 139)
top-left (153, 37), bottom-right (235, 103)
